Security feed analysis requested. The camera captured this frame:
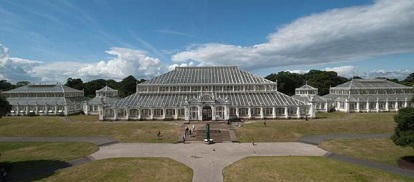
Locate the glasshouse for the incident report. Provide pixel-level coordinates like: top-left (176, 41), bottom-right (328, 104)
top-left (83, 86), bottom-right (121, 115)
top-left (323, 79), bottom-right (413, 113)
top-left (3, 84), bottom-right (87, 116)
top-left (100, 66), bottom-right (314, 121)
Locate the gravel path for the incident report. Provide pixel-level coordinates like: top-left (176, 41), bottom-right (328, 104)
top-left (90, 142), bottom-right (327, 182)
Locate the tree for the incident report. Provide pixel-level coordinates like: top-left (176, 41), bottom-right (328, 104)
top-left (65, 78), bottom-right (84, 91)
top-left (83, 79), bottom-right (106, 98)
top-left (16, 81), bottom-right (30, 87)
top-left (401, 73), bottom-right (414, 86)
top-left (304, 70), bottom-right (348, 95)
top-left (391, 108), bottom-right (414, 149)
top-left (118, 75), bottom-right (137, 97)
top-left (265, 71), bottom-right (304, 96)
top-left (0, 80), bottom-right (15, 91)
top-left (0, 95), bottom-right (11, 118)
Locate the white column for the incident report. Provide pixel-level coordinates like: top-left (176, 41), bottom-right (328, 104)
top-left (324, 102), bottom-right (328, 112)
top-left (272, 107), bottom-right (276, 119)
top-left (174, 108), bottom-right (178, 120)
top-left (260, 107), bottom-right (264, 119)
top-left (98, 105), bottom-right (104, 120)
top-left (54, 105), bottom-right (57, 115)
top-left (236, 108), bottom-right (239, 117)
top-left (44, 105), bottom-right (48, 115)
top-left (366, 99), bottom-right (370, 112)
top-left (345, 99), bottom-right (350, 113)
top-left (114, 109), bottom-right (118, 120)
top-left (247, 107), bottom-right (251, 118)
top-left (25, 105), bottom-right (29, 115)
top-left (64, 105), bottom-right (69, 116)
top-left (356, 98), bottom-right (360, 113)
top-left (376, 98), bottom-right (379, 113)
top-left (197, 106), bottom-right (202, 121)
top-left (224, 106), bottom-right (229, 120)
top-left (309, 104), bottom-right (315, 118)
top-left (395, 99), bottom-right (399, 111)
top-left (404, 98), bottom-right (408, 108)
top-left (211, 106), bottom-right (216, 121)
top-left (35, 104), bottom-right (38, 115)
top-left (126, 109), bottom-right (130, 120)
top-left (284, 107), bottom-right (289, 119)
top-left (296, 106), bottom-right (301, 119)
top-left (385, 98), bottom-right (389, 112)
top-left (184, 107), bottom-right (189, 121)
top-left (150, 109), bottom-right (154, 120)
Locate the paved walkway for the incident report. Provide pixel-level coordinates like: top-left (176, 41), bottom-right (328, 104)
top-left (2, 134), bottom-right (414, 181)
top-left (90, 142), bottom-right (327, 182)
top-left (0, 136), bottom-right (118, 146)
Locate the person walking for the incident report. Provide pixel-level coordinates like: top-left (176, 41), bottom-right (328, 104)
top-left (251, 138), bottom-right (255, 146)
top-left (264, 118), bottom-right (267, 127)
top-left (157, 131), bottom-right (161, 139)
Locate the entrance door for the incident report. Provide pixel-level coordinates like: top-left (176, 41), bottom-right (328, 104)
top-left (202, 106), bottom-right (212, 121)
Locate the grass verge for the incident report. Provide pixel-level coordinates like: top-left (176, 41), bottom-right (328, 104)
top-left (0, 142), bottom-right (98, 179)
top-left (320, 138), bottom-right (414, 166)
top-left (40, 158), bottom-right (193, 182)
top-left (236, 112), bottom-right (396, 142)
top-left (0, 116), bottom-right (182, 143)
top-left (223, 156), bottom-right (413, 182)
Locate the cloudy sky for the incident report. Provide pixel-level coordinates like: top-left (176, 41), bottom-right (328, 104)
top-left (1, 0), bottom-right (413, 83)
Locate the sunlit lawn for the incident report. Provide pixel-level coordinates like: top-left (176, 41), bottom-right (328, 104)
top-left (40, 158), bottom-right (193, 182)
top-left (0, 116), bottom-right (182, 143)
top-left (0, 142), bottom-right (98, 179)
top-left (223, 156), bottom-right (413, 182)
top-left (236, 112), bottom-right (396, 142)
top-left (320, 138), bottom-right (414, 166)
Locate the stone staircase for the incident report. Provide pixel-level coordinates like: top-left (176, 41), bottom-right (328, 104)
top-left (181, 122), bottom-right (238, 143)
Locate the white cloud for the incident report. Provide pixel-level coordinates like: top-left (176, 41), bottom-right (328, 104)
top-left (324, 66), bottom-right (357, 78)
top-left (0, 45), bottom-right (163, 83)
top-left (0, 44), bottom-right (42, 82)
top-left (172, 0), bottom-right (414, 71)
top-left (363, 69), bottom-right (411, 80)
top-left (167, 62), bottom-right (195, 71)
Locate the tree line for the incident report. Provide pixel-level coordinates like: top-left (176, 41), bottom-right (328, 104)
top-left (0, 71), bottom-right (413, 98)
top-left (265, 71), bottom-right (414, 96)
top-left (0, 75), bottom-right (145, 98)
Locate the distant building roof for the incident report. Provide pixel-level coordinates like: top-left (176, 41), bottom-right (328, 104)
top-left (3, 84), bottom-right (83, 93)
top-left (97, 86), bottom-right (117, 92)
top-left (296, 84), bottom-right (317, 91)
top-left (332, 79), bottom-right (411, 89)
top-left (141, 66), bottom-right (275, 85)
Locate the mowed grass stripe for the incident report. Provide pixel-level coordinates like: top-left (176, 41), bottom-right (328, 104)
top-left (40, 158), bottom-right (193, 182)
top-left (236, 112), bottom-right (396, 142)
top-left (0, 116), bottom-right (181, 143)
top-left (223, 156), bottom-right (413, 182)
top-left (320, 138), bottom-right (413, 166)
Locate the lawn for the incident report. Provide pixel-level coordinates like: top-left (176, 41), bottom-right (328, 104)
top-left (0, 116), bottom-right (182, 143)
top-left (236, 112), bottom-right (396, 142)
top-left (320, 138), bottom-right (414, 166)
top-left (40, 158), bottom-right (193, 182)
top-left (223, 156), bottom-right (413, 182)
top-left (0, 142), bottom-right (98, 180)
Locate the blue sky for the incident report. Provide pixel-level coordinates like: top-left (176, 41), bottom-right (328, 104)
top-left (0, 0), bottom-right (413, 83)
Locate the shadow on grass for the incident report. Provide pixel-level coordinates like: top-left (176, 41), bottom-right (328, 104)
top-left (0, 160), bottom-right (71, 181)
top-left (398, 156), bottom-right (414, 171)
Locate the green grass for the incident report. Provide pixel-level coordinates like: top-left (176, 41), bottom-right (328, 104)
top-left (40, 158), bottom-right (193, 182)
top-left (320, 138), bottom-right (414, 166)
top-left (223, 156), bottom-right (413, 182)
top-left (0, 142), bottom-right (98, 179)
top-left (0, 116), bottom-right (182, 142)
top-left (237, 112), bottom-right (396, 142)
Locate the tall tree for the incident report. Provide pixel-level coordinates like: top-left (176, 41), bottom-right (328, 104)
top-left (401, 73), bottom-right (414, 86)
top-left (391, 108), bottom-right (414, 150)
top-left (119, 75), bottom-right (138, 97)
top-left (304, 70), bottom-right (348, 95)
top-left (0, 95), bottom-right (11, 118)
top-left (83, 79), bottom-right (106, 98)
top-left (0, 80), bottom-right (15, 91)
top-left (265, 71), bottom-right (304, 96)
top-left (16, 81), bottom-right (30, 87)
top-left (65, 78), bottom-right (84, 90)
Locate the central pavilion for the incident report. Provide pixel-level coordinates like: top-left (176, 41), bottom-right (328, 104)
top-left (100, 66), bottom-right (313, 121)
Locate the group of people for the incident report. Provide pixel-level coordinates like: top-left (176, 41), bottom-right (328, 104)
top-left (182, 124), bottom-right (195, 144)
